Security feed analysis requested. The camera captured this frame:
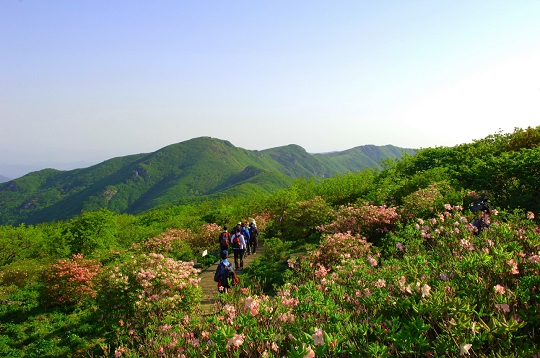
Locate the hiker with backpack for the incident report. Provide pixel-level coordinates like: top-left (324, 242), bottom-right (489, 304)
top-left (249, 220), bottom-right (259, 255)
top-left (472, 207), bottom-right (491, 234)
top-left (218, 225), bottom-right (230, 254)
top-left (470, 198), bottom-right (491, 235)
top-left (241, 222), bottom-right (251, 255)
top-left (214, 250), bottom-right (238, 293)
top-left (233, 221), bottom-right (242, 234)
top-left (231, 227), bottom-right (246, 271)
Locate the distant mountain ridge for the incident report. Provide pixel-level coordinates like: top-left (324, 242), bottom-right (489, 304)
top-left (0, 137), bottom-right (415, 225)
top-left (0, 175), bottom-right (11, 183)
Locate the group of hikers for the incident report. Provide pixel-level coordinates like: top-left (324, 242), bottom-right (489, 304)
top-left (214, 220), bottom-right (259, 292)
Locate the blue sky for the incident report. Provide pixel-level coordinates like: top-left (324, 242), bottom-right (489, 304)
top-left (2, 1), bottom-right (539, 178)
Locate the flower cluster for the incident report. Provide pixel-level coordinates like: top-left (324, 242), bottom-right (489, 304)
top-left (136, 228), bottom-right (192, 257)
top-left (319, 203), bottom-right (399, 241)
top-left (308, 231), bottom-right (373, 269)
top-left (191, 223), bottom-right (222, 253)
top-left (41, 254), bottom-right (101, 306)
top-left (99, 252), bottom-right (201, 328)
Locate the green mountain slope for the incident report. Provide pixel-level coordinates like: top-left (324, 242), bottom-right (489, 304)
top-left (0, 137), bottom-right (414, 225)
top-left (315, 144), bottom-right (416, 172)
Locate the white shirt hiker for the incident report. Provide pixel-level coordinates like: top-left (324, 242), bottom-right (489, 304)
top-left (231, 232), bottom-right (246, 250)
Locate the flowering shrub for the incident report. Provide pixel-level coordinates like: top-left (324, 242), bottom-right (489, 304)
top-left (300, 231), bottom-right (374, 270)
top-left (98, 252), bottom-right (201, 336)
top-left (134, 228), bottom-right (193, 261)
top-left (193, 222), bottom-right (222, 254)
top-left (249, 211), bottom-right (271, 231)
top-left (41, 254), bottom-right (101, 306)
top-left (135, 223), bottom-right (223, 262)
top-left (318, 203), bottom-right (399, 242)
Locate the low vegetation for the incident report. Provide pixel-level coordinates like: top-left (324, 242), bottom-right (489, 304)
top-left (1, 127), bottom-right (539, 357)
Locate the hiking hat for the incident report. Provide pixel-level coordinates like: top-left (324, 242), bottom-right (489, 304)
top-left (221, 250), bottom-right (228, 259)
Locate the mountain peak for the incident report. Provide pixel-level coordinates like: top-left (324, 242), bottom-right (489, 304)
top-left (0, 138), bottom-right (414, 225)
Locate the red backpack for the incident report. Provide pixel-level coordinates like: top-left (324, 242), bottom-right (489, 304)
top-left (232, 234), bottom-right (241, 249)
top-left (220, 231), bottom-right (229, 246)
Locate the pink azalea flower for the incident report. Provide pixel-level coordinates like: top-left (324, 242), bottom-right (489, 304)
top-left (227, 334), bottom-right (245, 348)
top-left (367, 255), bottom-right (378, 267)
top-left (315, 265), bottom-right (328, 278)
top-left (312, 327), bottom-right (324, 346)
top-left (287, 258), bottom-right (296, 268)
top-left (114, 347), bottom-right (126, 357)
top-left (494, 284), bottom-right (506, 295)
top-left (507, 259), bottom-right (519, 275)
top-left (303, 344), bottom-right (315, 358)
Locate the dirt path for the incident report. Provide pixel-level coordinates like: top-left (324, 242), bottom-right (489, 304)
top-left (198, 249), bottom-right (260, 314)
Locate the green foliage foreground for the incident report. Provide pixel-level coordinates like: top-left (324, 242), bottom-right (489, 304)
top-left (1, 127), bottom-right (540, 357)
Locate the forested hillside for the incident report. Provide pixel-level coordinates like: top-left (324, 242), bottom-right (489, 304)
top-left (1, 127), bottom-right (539, 357)
top-left (0, 137), bottom-right (414, 225)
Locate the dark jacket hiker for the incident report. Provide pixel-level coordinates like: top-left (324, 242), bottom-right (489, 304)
top-left (214, 251), bottom-right (238, 293)
top-left (248, 222), bottom-right (259, 254)
top-left (241, 222), bottom-right (250, 254)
